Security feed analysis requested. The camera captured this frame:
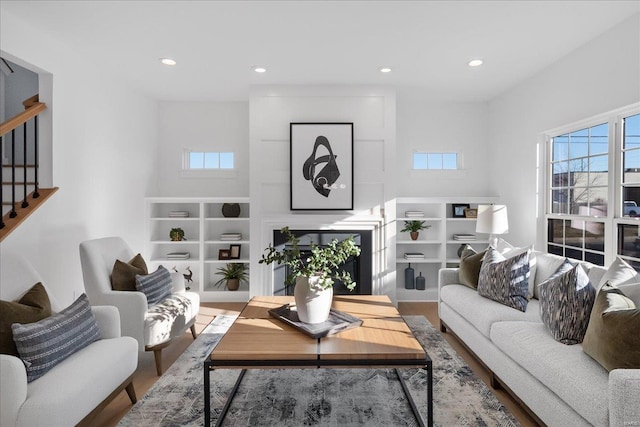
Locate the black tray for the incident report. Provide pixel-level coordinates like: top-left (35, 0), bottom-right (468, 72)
top-left (268, 304), bottom-right (363, 339)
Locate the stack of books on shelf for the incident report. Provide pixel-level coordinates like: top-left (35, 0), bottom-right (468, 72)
top-left (404, 252), bottom-right (425, 260)
top-left (220, 233), bottom-right (242, 241)
top-left (453, 233), bottom-right (477, 241)
top-left (404, 211), bottom-right (424, 218)
top-left (168, 211), bottom-right (189, 218)
top-left (167, 252), bottom-right (190, 260)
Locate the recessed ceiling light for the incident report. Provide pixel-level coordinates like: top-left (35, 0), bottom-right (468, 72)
top-left (253, 66), bottom-right (267, 73)
top-left (468, 59), bottom-right (483, 67)
top-left (379, 66), bottom-right (392, 73)
top-left (160, 58), bottom-right (176, 66)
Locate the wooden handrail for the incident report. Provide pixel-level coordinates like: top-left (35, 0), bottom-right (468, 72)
top-left (22, 94), bottom-right (39, 108)
top-left (0, 102), bottom-right (46, 137)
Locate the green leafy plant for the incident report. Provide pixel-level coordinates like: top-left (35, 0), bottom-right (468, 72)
top-left (400, 220), bottom-right (431, 233)
top-left (259, 227), bottom-right (361, 291)
top-left (169, 227), bottom-right (185, 241)
top-left (213, 263), bottom-right (249, 288)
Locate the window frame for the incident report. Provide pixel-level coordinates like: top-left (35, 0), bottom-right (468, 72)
top-left (412, 152), bottom-right (459, 170)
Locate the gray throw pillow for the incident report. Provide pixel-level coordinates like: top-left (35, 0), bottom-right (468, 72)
top-left (12, 294), bottom-right (100, 382)
top-left (477, 247), bottom-right (530, 312)
top-left (136, 265), bottom-right (173, 307)
top-left (538, 260), bottom-right (596, 345)
top-left (459, 245), bottom-right (487, 289)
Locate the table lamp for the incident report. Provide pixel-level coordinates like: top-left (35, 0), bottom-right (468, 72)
top-left (476, 204), bottom-right (509, 248)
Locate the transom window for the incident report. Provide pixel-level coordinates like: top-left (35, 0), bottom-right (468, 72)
top-left (186, 151), bottom-right (234, 169)
top-left (413, 152), bottom-right (458, 170)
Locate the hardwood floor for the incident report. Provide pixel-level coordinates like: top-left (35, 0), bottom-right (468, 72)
top-left (93, 301), bottom-right (540, 426)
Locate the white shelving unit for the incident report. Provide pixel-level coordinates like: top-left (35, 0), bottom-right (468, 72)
top-left (395, 197), bottom-right (498, 302)
top-left (146, 197), bottom-right (250, 302)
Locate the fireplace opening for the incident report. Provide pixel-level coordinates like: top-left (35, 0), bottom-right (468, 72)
top-left (271, 229), bottom-right (372, 296)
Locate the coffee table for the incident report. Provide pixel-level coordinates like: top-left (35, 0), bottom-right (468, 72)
top-left (203, 295), bottom-right (433, 426)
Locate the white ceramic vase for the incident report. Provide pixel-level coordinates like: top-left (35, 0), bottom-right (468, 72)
top-left (294, 275), bottom-right (333, 324)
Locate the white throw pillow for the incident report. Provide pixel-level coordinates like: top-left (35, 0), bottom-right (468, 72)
top-left (598, 257), bottom-right (640, 290)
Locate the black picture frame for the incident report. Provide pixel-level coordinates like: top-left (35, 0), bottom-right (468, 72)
top-left (452, 203), bottom-right (470, 218)
top-left (229, 244), bottom-right (241, 260)
top-left (218, 249), bottom-right (231, 260)
top-left (290, 122), bottom-right (354, 211)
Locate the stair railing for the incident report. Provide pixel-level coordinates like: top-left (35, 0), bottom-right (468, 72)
top-left (0, 96), bottom-right (46, 229)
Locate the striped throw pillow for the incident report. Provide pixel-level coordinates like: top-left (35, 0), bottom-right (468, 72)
top-left (477, 247), bottom-right (531, 312)
top-left (12, 294), bottom-right (100, 382)
top-left (136, 265), bottom-right (172, 307)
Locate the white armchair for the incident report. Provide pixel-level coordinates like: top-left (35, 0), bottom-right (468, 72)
top-left (0, 253), bottom-right (138, 427)
top-left (79, 237), bottom-right (200, 375)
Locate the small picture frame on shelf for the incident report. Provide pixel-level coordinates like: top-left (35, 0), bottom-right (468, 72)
top-left (229, 244), bottom-right (241, 259)
top-left (464, 208), bottom-right (478, 218)
top-left (218, 249), bottom-right (231, 260)
top-left (452, 203), bottom-right (470, 218)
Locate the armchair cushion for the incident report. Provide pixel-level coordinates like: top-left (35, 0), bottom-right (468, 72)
top-left (12, 294), bottom-right (100, 382)
top-left (136, 266), bottom-right (173, 307)
top-left (145, 292), bottom-right (199, 347)
top-left (0, 283), bottom-right (51, 356)
top-left (112, 253), bottom-right (148, 291)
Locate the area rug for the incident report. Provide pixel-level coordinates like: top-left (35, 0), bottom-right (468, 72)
top-left (119, 315), bottom-right (519, 427)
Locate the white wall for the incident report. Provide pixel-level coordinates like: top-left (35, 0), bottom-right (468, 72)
top-left (396, 99), bottom-right (492, 197)
top-left (489, 13), bottom-right (640, 250)
top-left (0, 10), bottom-right (159, 306)
top-left (155, 102), bottom-right (249, 196)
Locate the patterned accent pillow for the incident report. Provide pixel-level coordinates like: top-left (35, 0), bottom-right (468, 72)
top-left (0, 283), bottom-right (52, 357)
top-left (477, 247), bottom-right (530, 312)
top-left (459, 245), bottom-right (487, 289)
top-left (136, 265), bottom-right (173, 307)
top-left (583, 282), bottom-right (640, 370)
top-left (538, 260), bottom-right (596, 345)
top-left (112, 253), bottom-right (149, 291)
top-left (12, 294), bottom-right (100, 382)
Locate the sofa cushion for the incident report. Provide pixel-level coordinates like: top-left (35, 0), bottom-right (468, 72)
top-left (0, 283), bottom-right (51, 356)
top-left (533, 252), bottom-right (567, 299)
top-left (111, 253), bottom-right (148, 291)
top-left (477, 247), bottom-right (530, 312)
top-left (598, 257), bottom-right (640, 289)
top-left (582, 282), bottom-right (640, 371)
top-left (136, 266), bottom-right (172, 307)
top-left (440, 284), bottom-right (542, 338)
top-left (458, 245), bottom-right (487, 289)
top-left (490, 321), bottom-right (608, 427)
top-left (144, 292), bottom-right (199, 347)
top-left (12, 294), bottom-right (100, 382)
top-left (538, 260), bottom-right (596, 345)
top-left (501, 245), bottom-right (537, 298)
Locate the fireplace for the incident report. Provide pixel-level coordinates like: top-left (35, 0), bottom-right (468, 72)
top-left (271, 229), bottom-right (373, 295)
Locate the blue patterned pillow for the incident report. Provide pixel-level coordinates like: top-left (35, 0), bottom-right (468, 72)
top-left (477, 247), bottom-right (530, 312)
top-left (136, 265), bottom-right (172, 307)
top-left (12, 294), bottom-right (100, 382)
top-left (538, 260), bottom-right (596, 345)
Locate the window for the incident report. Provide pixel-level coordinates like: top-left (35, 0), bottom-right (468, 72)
top-left (413, 152), bottom-right (458, 170)
top-left (186, 151), bottom-right (234, 169)
top-left (621, 113), bottom-right (640, 217)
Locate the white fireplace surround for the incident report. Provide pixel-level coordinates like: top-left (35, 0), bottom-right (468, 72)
top-left (254, 213), bottom-right (390, 299)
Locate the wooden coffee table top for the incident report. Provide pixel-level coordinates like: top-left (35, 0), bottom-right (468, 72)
top-left (210, 295), bottom-right (427, 365)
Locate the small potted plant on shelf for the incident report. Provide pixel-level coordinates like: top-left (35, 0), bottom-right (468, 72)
top-left (213, 263), bottom-right (249, 291)
top-left (401, 220), bottom-right (431, 241)
top-left (259, 227), bottom-right (361, 324)
top-left (169, 227), bottom-right (185, 241)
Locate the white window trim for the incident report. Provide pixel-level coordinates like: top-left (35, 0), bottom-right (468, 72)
top-left (180, 149), bottom-right (238, 178)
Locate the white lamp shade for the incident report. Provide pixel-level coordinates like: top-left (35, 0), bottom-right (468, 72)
top-left (476, 205), bottom-right (509, 235)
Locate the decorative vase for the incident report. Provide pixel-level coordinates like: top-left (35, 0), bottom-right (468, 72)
top-left (222, 203), bottom-right (241, 218)
top-left (404, 263), bottom-right (415, 289)
top-left (294, 275), bottom-right (333, 324)
top-left (416, 272), bottom-right (426, 290)
top-left (226, 278), bottom-right (240, 291)
top-left (410, 231), bottom-right (419, 240)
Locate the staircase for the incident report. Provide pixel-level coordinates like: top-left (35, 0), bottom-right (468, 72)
top-left (0, 95), bottom-right (58, 242)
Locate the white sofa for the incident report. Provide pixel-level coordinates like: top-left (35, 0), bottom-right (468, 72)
top-left (438, 251), bottom-right (640, 426)
top-left (0, 253), bottom-right (138, 427)
top-left (79, 237), bottom-right (200, 375)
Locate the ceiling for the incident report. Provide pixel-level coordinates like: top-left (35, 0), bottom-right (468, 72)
top-left (2, 1), bottom-right (639, 103)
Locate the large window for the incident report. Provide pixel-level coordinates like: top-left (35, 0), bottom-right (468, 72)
top-left (545, 107), bottom-right (640, 268)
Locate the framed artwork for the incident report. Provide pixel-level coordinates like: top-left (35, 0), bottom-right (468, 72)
top-left (452, 203), bottom-right (470, 218)
top-left (218, 249), bottom-right (231, 260)
top-left (229, 244), bottom-right (241, 259)
top-left (464, 208), bottom-right (478, 218)
top-left (290, 122), bottom-right (354, 210)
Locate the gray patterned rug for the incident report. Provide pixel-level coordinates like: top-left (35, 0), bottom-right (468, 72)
top-left (119, 315), bottom-right (519, 427)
